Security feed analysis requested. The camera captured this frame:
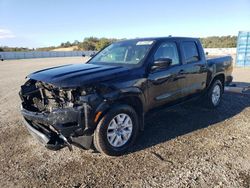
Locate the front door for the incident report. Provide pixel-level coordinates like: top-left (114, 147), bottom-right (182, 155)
top-left (147, 41), bottom-right (184, 109)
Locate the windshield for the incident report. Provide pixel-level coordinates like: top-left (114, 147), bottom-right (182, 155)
top-left (89, 40), bottom-right (154, 65)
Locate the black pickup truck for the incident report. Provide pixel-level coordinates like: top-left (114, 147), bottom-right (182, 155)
top-left (20, 37), bottom-right (233, 156)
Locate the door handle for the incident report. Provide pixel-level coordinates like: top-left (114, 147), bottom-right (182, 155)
top-left (195, 64), bottom-right (206, 68)
top-left (174, 69), bottom-right (185, 81)
top-left (153, 74), bottom-right (172, 85)
top-left (178, 69), bottom-right (185, 74)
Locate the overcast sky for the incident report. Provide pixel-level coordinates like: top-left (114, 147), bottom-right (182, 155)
top-left (0, 0), bottom-right (250, 48)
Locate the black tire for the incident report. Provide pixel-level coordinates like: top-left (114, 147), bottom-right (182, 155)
top-left (94, 104), bottom-right (139, 156)
top-left (205, 79), bottom-right (223, 108)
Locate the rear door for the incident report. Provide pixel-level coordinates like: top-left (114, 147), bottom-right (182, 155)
top-left (178, 41), bottom-right (207, 97)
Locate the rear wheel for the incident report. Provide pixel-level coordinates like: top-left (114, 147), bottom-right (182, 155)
top-left (94, 104), bottom-right (139, 156)
top-left (205, 79), bottom-right (223, 108)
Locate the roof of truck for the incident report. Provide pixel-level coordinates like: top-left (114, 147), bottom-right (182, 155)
top-left (120, 36), bottom-right (199, 42)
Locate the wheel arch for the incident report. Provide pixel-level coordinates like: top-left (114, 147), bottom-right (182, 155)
top-left (95, 88), bottom-right (145, 131)
top-left (209, 73), bottom-right (225, 90)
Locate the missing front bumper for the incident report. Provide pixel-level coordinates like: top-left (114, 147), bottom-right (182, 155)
top-left (23, 118), bottom-right (66, 150)
top-left (21, 106), bottom-right (93, 150)
top-left (21, 106), bottom-right (84, 137)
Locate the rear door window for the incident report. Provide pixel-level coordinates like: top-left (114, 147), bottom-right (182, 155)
top-left (181, 42), bottom-right (200, 63)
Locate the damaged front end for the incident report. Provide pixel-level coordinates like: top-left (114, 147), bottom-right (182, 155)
top-left (19, 79), bottom-right (101, 151)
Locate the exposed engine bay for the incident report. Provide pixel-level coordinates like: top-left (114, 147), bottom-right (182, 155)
top-left (19, 79), bottom-right (103, 151)
top-left (20, 79), bottom-right (81, 113)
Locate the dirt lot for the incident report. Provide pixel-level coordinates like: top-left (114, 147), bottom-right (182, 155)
top-left (0, 57), bottom-right (250, 187)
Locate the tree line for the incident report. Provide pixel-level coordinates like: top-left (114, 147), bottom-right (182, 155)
top-left (0, 47), bottom-right (33, 52)
top-left (0, 36), bottom-right (237, 52)
top-left (199, 36), bottom-right (237, 48)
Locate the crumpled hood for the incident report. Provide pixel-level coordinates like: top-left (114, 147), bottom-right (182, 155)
top-left (27, 63), bottom-right (130, 88)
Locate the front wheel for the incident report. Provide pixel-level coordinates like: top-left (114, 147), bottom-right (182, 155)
top-left (205, 79), bottom-right (223, 108)
top-left (94, 104), bottom-right (139, 156)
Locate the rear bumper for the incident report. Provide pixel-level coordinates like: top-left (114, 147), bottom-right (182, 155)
top-left (225, 75), bottom-right (233, 86)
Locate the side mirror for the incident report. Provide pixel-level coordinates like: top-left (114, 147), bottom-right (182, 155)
top-left (151, 58), bottom-right (172, 71)
top-left (90, 53), bottom-right (96, 57)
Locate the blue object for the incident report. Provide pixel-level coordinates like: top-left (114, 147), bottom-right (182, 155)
top-left (236, 31), bottom-right (250, 67)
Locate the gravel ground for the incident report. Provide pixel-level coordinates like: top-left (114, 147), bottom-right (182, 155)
top-left (0, 57), bottom-right (250, 187)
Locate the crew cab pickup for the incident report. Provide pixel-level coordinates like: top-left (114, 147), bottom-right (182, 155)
top-left (19, 37), bottom-right (233, 156)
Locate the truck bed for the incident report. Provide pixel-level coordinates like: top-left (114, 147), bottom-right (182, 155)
top-left (206, 56), bottom-right (232, 64)
top-left (206, 56), bottom-right (233, 85)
